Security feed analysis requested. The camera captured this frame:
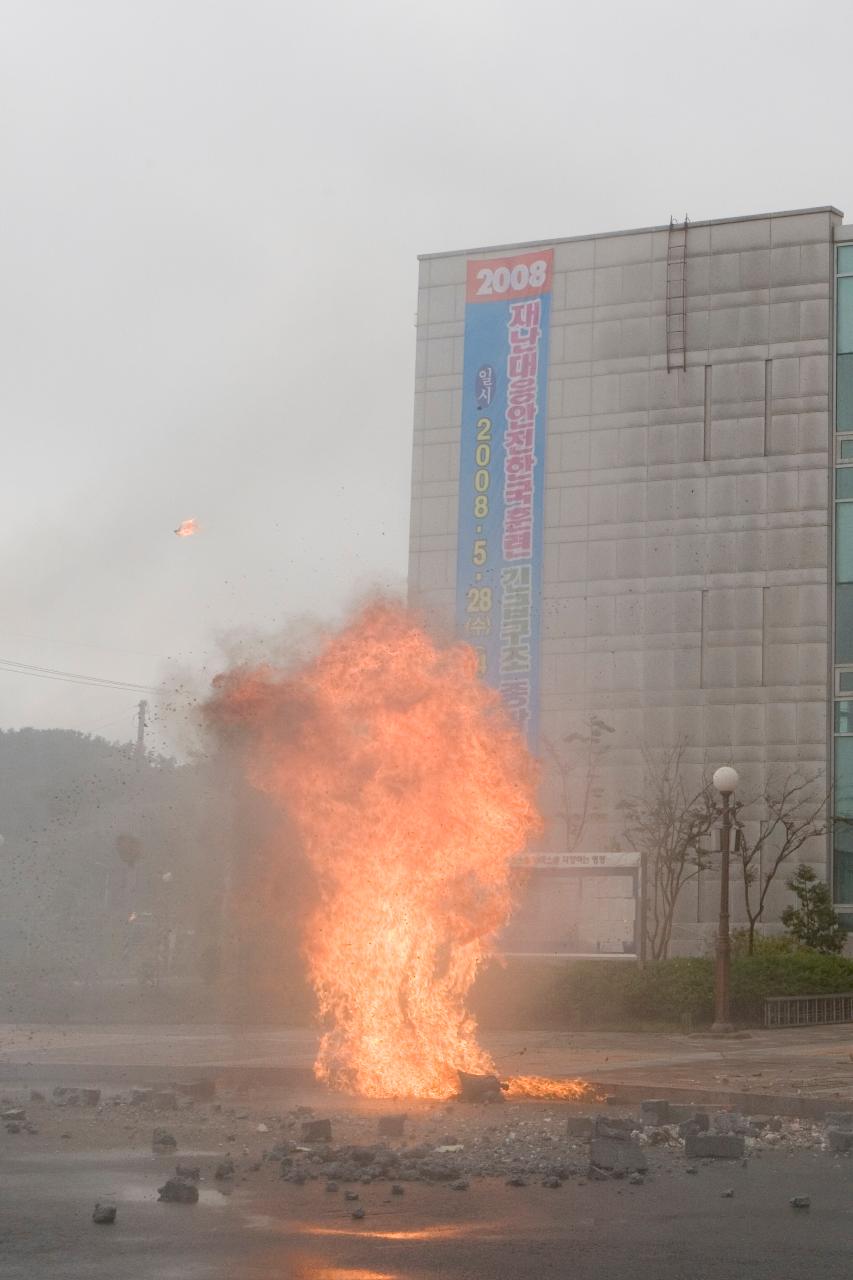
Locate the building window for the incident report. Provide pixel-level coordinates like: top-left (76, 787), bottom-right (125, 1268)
top-left (834, 246), bottom-right (853, 903)
top-left (840, 249), bottom-right (853, 431)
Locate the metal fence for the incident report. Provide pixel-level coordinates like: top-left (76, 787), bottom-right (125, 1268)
top-left (764, 992), bottom-right (853, 1028)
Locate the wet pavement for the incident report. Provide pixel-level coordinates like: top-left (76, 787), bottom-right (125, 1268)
top-left (2, 1142), bottom-right (853, 1279)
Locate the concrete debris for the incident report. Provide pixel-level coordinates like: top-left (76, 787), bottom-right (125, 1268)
top-left (131, 1089), bottom-right (154, 1107)
top-left (92, 1202), bottom-right (117, 1224)
top-left (152, 1091), bottom-right (177, 1111)
top-left (506, 1175), bottom-right (527, 1186)
top-left (825, 1113), bottom-right (853, 1130)
top-left (457, 1070), bottom-right (504, 1103)
top-left (640, 1100), bottom-right (671, 1126)
top-left (790, 1196), bottom-right (811, 1209)
top-left (351, 1206), bottom-right (366, 1220)
top-left (344, 1190), bottom-right (360, 1201)
top-left (325, 1181), bottom-right (339, 1192)
top-left (215, 1158), bottom-right (235, 1180)
top-left (301, 1118), bottom-right (332, 1143)
top-left (721, 1188), bottom-right (734, 1198)
top-left (628, 1172), bottom-right (645, 1185)
top-left (29, 1091), bottom-right (46, 1103)
top-left (175, 1163), bottom-right (200, 1181)
top-left (450, 1179), bottom-right (469, 1190)
top-left (391, 1184), bottom-right (405, 1195)
top-left (157, 1178), bottom-right (199, 1204)
top-left (151, 1129), bottom-right (177, 1150)
top-left (542, 1176), bottom-right (561, 1188)
top-left (594, 1116), bottom-right (635, 1140)
top-left (2, 1108), bottom-right (26, 1121)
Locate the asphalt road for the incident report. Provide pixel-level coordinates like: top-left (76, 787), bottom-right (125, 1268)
top-left (1, 1145), bottom-right (852, 1280)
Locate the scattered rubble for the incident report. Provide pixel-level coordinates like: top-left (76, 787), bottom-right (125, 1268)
top-left (152, 1129), bottom-right (177, 1150)
top-left (175, 1163), bottom-right (200, 1181)
top-left (790, 1196), bottom-right (811, 1209)
top-left (158, 1178), bottom-right (199, 1204)
top-left (92, 1201), bottom-right (117, 1224)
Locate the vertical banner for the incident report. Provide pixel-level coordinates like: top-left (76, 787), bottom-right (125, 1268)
top-left (455, 248), bottom-right (553, 746)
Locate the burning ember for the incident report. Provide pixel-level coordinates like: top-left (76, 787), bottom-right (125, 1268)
top-left (206, 601), bottom-right (546, 1099)
top-left (504, 1075), bottom-right (600, 1101)
top-left (174, 517), bottom-right (199, 537)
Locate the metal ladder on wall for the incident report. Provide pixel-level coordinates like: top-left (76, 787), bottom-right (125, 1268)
top-left (666, 216), bottom-right (688, 372)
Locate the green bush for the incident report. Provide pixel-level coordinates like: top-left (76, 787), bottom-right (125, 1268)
top-left (470, 940), bottom-right (853, 1031)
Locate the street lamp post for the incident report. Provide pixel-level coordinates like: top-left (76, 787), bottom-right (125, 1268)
top-left (711, 766), bottom-right (739, 1034)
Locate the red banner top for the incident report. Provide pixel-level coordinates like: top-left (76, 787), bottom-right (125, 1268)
top-left (465, 249), bottom-right (553, 304)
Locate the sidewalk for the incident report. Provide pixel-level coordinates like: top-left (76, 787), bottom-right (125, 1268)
top-left (2, 1023), bottom-right (852, 1113)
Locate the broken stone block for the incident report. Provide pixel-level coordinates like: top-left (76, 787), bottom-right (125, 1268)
top-left (215, 1158), bottom-right (235, 1180)
top-left (450, 1179), bottom-right (469, 1190)
top-left (683, 1134), bottom-right (745, 1160)
top-left (790, 1196), bottom-right (811, 1209)
top-left (825, 1113), bottom-right (853, 1130)
top-left (721, 1188), bottom-right (734, 1198)
top-left (377, 1114), bottom-right (407, 1137)
top-left (175, 1163), bottom-right (200, 1181)
top-left (351, 1206), bottom-right (366, 1220)
top-left (158, 1178), bottom-right (199, 1204)
top-left (301, 1118), bottom-right (332, 1143)
top-left (92, 1202), bottom-right (117, 1224)
top-left (391, 1184), bottom-right (404, 1195)
top-left (457, 1070), bottom-right (504, 1103)
top-left (29, 1090), bottom-right (45, 1103)
top-left (2, 1108), bottom-right (26, 1122)
top-left (152, 1129), bottom-right (177, 1150)
top-left (594, 1115), bottom-right (635, 1140)
top-left (80, 1089), bottom-right (101, 1107)
top-left (678, 1113), bottom-right (710, 1138)
top-left (827, 1128), bottom-right (853, 1153)
top-left (589, 1138), bottom-right (648, 1176)
top-left (628, 1171), bottom-right (645, 1185)
top-left (566, 1116), bottom-right (594, 1139)
top-left (131, 1089), bottom-right (154, 1107)
top-left (542, 1176), bottom-right (561, 1188)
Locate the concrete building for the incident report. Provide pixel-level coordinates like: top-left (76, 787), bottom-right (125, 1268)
top-left (409, 206), bottom-right (853, 955)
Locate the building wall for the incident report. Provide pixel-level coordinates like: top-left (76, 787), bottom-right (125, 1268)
top-left (410, 208), bottom-right (843, 951)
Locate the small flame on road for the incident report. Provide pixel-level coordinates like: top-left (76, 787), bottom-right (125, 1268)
top-left (174, 518), bottom-right (199, 537)
top-left (504, 1075), bottom-right (601, 1101)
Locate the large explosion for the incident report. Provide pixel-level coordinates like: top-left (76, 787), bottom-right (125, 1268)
top-left (206, 601), bottom-right (545, 1098)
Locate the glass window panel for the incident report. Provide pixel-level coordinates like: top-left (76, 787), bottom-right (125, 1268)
top-left (838, 354), bottom-right (853, 430)
top-left (835, 737), bottom-right (853, 816)
top-left (839, 279), bottom-right (853, 354)
top-left (834, 821), bottom-right (853, 901)
top-left (839, 245), bottom-right (853, 275)
top-left (838, 471), bottom-right (853, 499)
top-left (838, 586), bottom-right (853, 663)
top-left (836, 701), bottom-right (853, 733)
top-left (841, 439), bottom-right (853, 459)
top-left (837, 504), bottom-right (853, 582)
top-left (840, 670), bottom-right (853, 692)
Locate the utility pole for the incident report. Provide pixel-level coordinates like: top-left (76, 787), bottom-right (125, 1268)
top-left (135, 699), bottom-right (148, 766)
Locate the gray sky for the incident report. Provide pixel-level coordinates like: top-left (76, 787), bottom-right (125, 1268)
top-left (2, 0), bottom-right (850, 754)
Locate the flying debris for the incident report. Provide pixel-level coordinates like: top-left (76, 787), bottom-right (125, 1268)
top-left (174, 518), bottom-right (199, 538)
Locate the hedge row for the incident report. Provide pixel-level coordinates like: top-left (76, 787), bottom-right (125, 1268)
top-left (470, 943), bottom-right (853, 1031)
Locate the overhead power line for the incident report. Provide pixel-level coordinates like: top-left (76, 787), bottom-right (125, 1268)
top-left (0, 655), bottom-right (165, 694)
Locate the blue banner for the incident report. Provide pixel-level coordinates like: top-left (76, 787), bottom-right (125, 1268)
top-left (455, 249), bottom-right (553, 746)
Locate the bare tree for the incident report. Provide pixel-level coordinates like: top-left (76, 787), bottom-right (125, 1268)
top-left (733, 771), bottom-right (828, 955)
top-left (620, 744), bottom-right (717, 961)
top-left (543, 714), bottom-right (614, 851)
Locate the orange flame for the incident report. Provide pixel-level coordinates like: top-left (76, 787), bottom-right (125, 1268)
top-left (206, 602), bottom-right (541, 1098)
top-left (174, 518), bottom-right (199, 537)
top-left (504, 1074), bottom-right (601, 1101)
